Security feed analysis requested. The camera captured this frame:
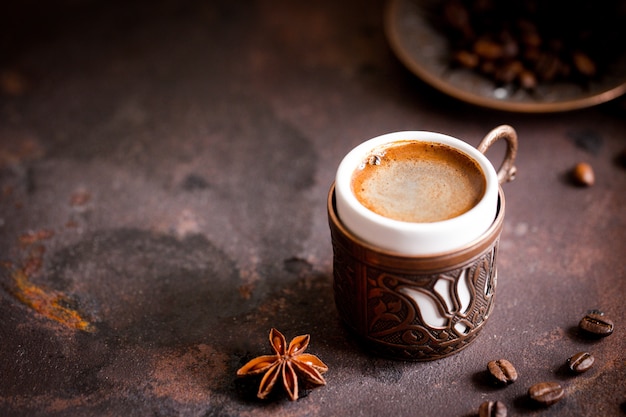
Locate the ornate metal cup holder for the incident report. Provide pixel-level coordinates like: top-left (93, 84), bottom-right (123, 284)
top-left (328, 185), bottom-right (505, 361)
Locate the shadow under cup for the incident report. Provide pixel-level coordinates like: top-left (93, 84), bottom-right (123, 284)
top-left (328, 184), bottom-right (505, 361)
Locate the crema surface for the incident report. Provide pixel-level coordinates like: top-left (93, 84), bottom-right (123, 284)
top-left (351, 141), bottom-right (486, 223)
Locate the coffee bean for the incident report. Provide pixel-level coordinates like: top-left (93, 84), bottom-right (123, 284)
top-left (579, 313), bottom-right (614, 337)
top-left (478, 400), bottom-right (507, 417)
top-left (571, 162), bottom-right (595, 187)
top-left (528, 381), bottom-right (564, 406)
top-left (495, 60), bottom-right (523, 84)
top-left (453, 50), bottom-right (479, 69)
top-left (474, 38), bottom-right (505, 60)
top-left (567, 351), bottom-right (595, 373)
top-left (436, 1), bottom-right (626, 91)
top-left (519, 69), bottom-right (537, 90)
top-left (572, 51), bottom-right (597, 77)
top-left (487, 359), bottom-right (518, 385)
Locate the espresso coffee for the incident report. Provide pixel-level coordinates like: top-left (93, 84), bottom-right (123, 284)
top-left (351, 141), bottom-right (486, 223)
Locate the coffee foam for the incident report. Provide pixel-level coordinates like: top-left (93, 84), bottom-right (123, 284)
top-left (351, 141), bottom-right (486, 223)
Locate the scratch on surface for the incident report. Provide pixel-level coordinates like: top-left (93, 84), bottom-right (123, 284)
top-left (7, 267), bottom-right (93, 332)
top-left (5, 227), bottom-right (94, 332)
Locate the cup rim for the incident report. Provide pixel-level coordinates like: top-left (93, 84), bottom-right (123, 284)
top-left (335, 131), bottom-right (499, 255)
top-left (328, 184), bottom-right (505, 270)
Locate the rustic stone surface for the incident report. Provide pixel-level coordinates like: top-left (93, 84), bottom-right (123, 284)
top-left (1, 1), bottom-right (625, 416)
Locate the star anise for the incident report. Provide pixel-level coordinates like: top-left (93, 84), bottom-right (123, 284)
top-left (236, 328), bottom-right (328, 401)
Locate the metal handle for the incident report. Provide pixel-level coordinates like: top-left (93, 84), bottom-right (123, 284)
top-left (477, 125), bottom-right (518, 184)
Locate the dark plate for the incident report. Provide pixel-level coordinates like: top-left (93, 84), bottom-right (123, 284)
top-left (384, 0), bottom-right (626, 113)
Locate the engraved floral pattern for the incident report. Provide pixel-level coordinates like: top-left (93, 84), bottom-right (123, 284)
top-left (367, 248), bottom-right (496, 359)
top-left (333, 242), bottom-right (498, 360)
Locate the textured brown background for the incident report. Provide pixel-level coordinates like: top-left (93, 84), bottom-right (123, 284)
top-left (1, 1), bottom-right (624, 416)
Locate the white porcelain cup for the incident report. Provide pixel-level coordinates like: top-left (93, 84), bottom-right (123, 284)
top-left (335, 125), bottom-right (518, 256)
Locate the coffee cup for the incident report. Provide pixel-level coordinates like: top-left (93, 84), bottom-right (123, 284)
top-left (335, 126), bottom-right (517, 255)
top-left (328, 125), bottom-right (517, 360)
